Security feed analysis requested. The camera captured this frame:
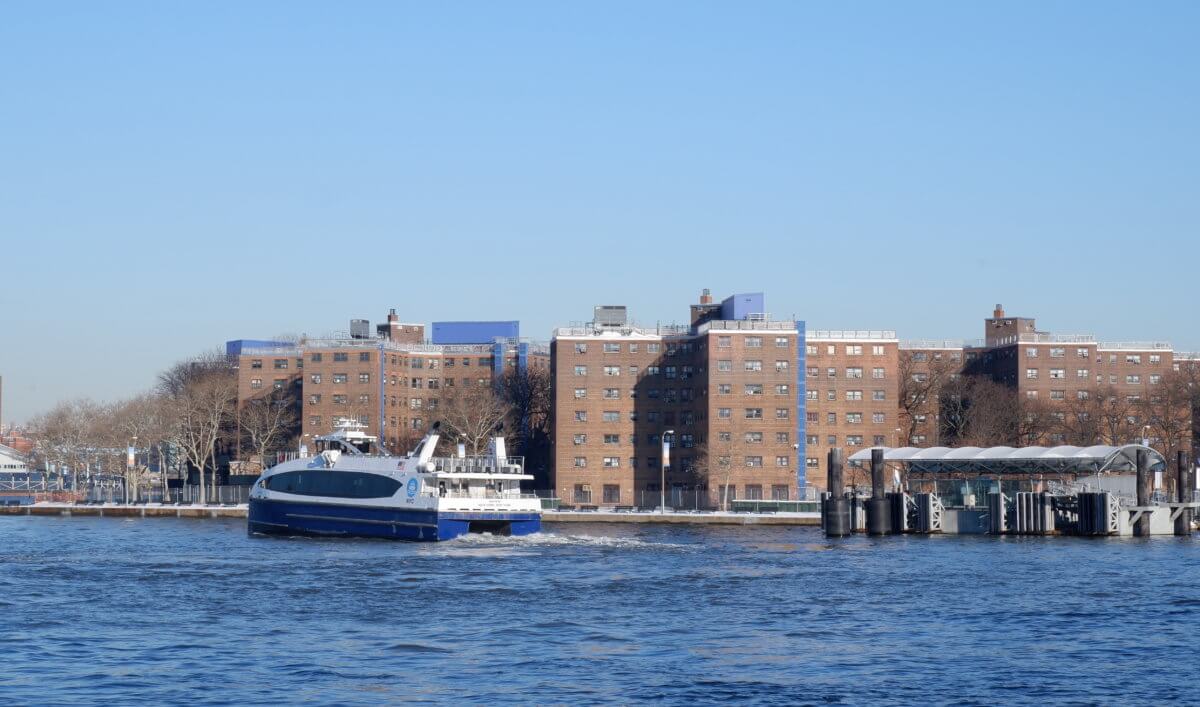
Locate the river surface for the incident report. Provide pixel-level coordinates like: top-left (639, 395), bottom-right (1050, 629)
top-left (2, 516), bottom-right (1199, 705)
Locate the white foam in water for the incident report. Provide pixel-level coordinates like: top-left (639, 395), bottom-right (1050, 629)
top-left (444, 531), bottom-right (689, 551)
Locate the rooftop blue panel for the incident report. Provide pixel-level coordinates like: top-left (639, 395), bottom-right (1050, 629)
top-left (720, 292), bottom-right (765, 321)
top-left (431, 321), bottom-right (520, 345)
top-left (225, 339), bottom-right (293, 356)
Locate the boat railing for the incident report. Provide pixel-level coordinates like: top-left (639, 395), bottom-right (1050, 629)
top-left (428, 456), bottom-right (525, 474)
top-left (422, 489), bottom-right (540, 500)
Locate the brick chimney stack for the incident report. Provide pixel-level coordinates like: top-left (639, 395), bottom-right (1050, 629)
top-left (700, 288), bottom-right (713, 305)
top-left (993, 303), bottom-right (1005, 318)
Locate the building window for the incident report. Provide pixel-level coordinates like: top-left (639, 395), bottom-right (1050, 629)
top-left (574, 365), bottom-right (587, 376)
top-left (648, 343), bottom-right (660, 353)
top-left (602, 411), bottom-right (620, 422)
top-left (1050, 390), bottom-right (1065, 400)
top-left (807, 367), bottom-right (818, 378)
top-left (775, 408), bottom-right (789, 419)
top-left (359, 373), bottom-right (371, 383)
top-left (574, 388), bottom-right (587, 399)
top-left (602, 485), bottom-right (621, 504)
top-left (826, 367), bottom-right (836, 378)
top-left (358, 352), bottom-right (371, 362)
top-left (846, 390), bottom-right (863, 401)
top-left (309, 415), bottom-right (321, 427)
top-left (575, 411), bottom-right (587, 422)
top-left (718, 384), bottom-right (732, 395)
top-left (333, 353), bottom-right (349, 362)
top-left (1126, 354), bottom-right (1142, 364)
top-left (777, 432), bottom-right (790, 444)
top-left (273, 359), bottom-right (288, 369)
top-left (718, 408), bottom-right (731, 419)
top-left (744, 457), bottom-right (763, 468)
top-left (745, 384), bottom-right (763, 395)
top-left (273, 379), bottom-right (286, 390)
top-left (806, 345), bottom-right (817, 355)
top-left (1126, 375), bottom-right (1141, 384)
top-left (846, 367), bottom-right (863, 379)
top-left (806, 390), bottom-right (817, 401)
top-left (1050, 347), bottom-right (1065, 358)
top-left (333, 394), bottom-right (348, 404)
top-left (1027, 348), bottom-right (1038, 358)
top-left (600, 365), bottom-right (619, 377)
top-left (575, 343), bottom-right (587, 354)
top-left (872, 390), bottom-right (886, 401)
top-left (775, 360), bottom-right (789, 372)
top-left (744, 432), bottom-right (763, 444)
top-left (872, 412), bottom-right (885, 424)
top-left (775, 337), bottom-right (789, 348)
top-left (574, 458), bottom-right (587, 468)
top-left (718, 360), bottom-right (733, 372)
top-left (826, 412), bottom-right (836, 424)
top-left (846, 412), bottom-right (863, 424)
top-left (603, 388), bottom-right (620, 399)
top-left (1150, 374), bottom-right (1162, 384)
top-left (308, 394), bottom-right (321, 405)
top-left (250, 359), bottom-right (263, 369)
top-left (333, 373), bottom-right (348, 384)
top-left (745, 336), bottom-right (762, 348)
top-left (871, 368), bottom-right (885, 379)
top-left (1077, 369), bottom-right (1089, 378)
top-left (745, 408), bottom-right (763, 419)
top-left (1049, 369), bottom-right (1064, 379)
top-left (775, 457), bottom-right (790, 468)
top-left (806, 458), bottom-right (819, 468)
top-left (1149, 354), bottom-right (1161, 364)
top-left (603, 343), bottom-right (621, 353)
top-left (603, 457), bottom-right (620, 468)
top-left (745, 360), bottom-right (762, 372)
top-left (845, 345), bottom-right (862, 355)
top-left (310, 353), bottom-right (322, 363)
top-left (872, 345), bottom-right (885, 356)
top-left (775, 384), bottom-right (789, 395)
top-left (603, 434), bottom-right (619, 445)
top-left (310, 374), bottom-right (322, 384)
top-left (250, 378), bottom-right (263, 389)
top-left (827, 390), bottom-right (835, 401)
top-left (717, 336), bottom-right (732, 348)
top-left (574, 434), bottom-right (586, 445)
top-left (1026, 368), bottom-right (1038, 379)
top-left (846, 435), bottom-right (863, 446)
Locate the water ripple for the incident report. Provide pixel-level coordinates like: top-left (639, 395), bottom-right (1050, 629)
top-left (2, 517), bottom-right (1199, 704)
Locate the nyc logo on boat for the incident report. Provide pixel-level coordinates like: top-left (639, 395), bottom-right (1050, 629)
top-left (406, 478), bottom-right (418, 498)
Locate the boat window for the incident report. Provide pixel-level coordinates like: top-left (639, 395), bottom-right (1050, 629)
top-left (265, 471), bottom-right (401, 499)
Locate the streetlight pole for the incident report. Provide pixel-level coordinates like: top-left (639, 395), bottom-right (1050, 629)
top-left (661, 429), bottom-right (674, 514)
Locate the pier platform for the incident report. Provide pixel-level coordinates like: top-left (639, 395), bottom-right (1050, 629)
top-left (0, 503), bottom-right (248, 519)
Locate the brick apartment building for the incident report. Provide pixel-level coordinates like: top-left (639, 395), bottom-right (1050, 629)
top-left (551, 291), bottom-right (806, 507)
top-left (801, 330), bottom-right (901, 490)
top-left (894, 305), bottom-right (1193, 462)
top-left (230, 310), bottom-right (548, 457)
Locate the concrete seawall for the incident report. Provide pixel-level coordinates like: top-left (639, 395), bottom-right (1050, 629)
top-left (1, 504), bottom-right (820, 526)
top-left (0, 504), bottom-right (247, 519)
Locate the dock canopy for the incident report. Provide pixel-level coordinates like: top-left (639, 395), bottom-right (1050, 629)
top-left (846, 444), bottom-right (1166, 475)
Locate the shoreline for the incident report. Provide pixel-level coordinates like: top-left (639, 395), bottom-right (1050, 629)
top-left (0, 503), bottom-right (820, 525)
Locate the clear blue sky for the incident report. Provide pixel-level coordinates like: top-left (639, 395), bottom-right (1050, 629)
top-left (2, 1), bottom-right (1198, 424)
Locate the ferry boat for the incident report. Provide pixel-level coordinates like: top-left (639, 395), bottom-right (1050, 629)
top-left (248, 421), bottom-right (541, 541)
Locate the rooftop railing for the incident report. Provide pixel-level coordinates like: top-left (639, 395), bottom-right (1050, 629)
top-left (807, 329), bottom-right (897, 341)
top-left (900, 339), bottom-right (966, 350)
top-left (697, 319), bottom-right (795, 333)
top-left (1096, 341), bottom-right (1173, 351)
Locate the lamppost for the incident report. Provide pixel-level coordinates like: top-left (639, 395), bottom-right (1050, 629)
top-left (661, 429), bottom-right (674, 514)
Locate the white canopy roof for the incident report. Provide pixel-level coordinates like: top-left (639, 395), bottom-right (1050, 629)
top-left (847, 444), bottom-right (1165, 474)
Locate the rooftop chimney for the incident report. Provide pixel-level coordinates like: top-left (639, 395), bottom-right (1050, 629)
top-left (388, 308), bottom-right (398, 323)
top-left (700, 288), bottom-right (713, 305)
top-left (993, 303), bottom-right (1005, 318)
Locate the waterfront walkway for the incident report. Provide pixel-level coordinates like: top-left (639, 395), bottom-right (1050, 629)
top-left (0, 503), bottom-right (820, 525)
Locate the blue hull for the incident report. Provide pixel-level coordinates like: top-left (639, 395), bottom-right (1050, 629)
top-left (248, 497), bottom-right (541, 541)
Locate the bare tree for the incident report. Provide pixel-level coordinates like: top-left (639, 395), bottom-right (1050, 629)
top-left (29, 398), bottom-right (103, 494)
top-left (898, 352), bottom-right (957, 445)
top-left (160, 354), bottom-right (237, 504)
top-left (241, 395), bottom-right (298, 473)
top-left (436, 383), bottom-right (510, 456)
top-left (940, 377), bottom-right (1021, 446)
top-left (1140, 370), bottom-right (1196, 494)
top-left (497, 366), bottom-right (553, 484)
top-left (692, 436), bottom-right (737, 511)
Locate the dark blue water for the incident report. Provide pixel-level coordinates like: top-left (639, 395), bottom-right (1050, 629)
top-left (2, 517), bottom-right (1198, 705)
